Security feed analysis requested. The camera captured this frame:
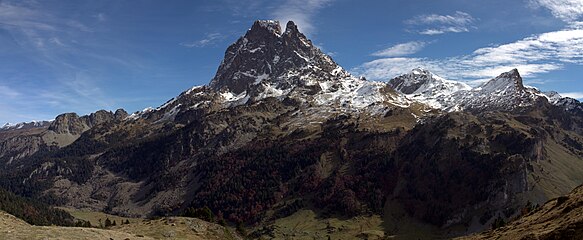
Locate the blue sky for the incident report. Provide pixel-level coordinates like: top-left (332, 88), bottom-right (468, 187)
top-left (1, 0), bottom-right (583, 124)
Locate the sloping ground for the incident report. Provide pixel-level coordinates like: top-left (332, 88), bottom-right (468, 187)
top-left (0, 211), bottom-right (241, 240)
top-left (112, 217), bottom-right (241, 240)
top-left (252, 209), bottom-right (386, 240)
top-left (0, 211), bottom-right (148, 240)
top-left (458, 185), bottom-right (583, 240)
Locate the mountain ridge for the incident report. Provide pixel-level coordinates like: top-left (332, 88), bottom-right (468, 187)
top-left (0, 20), bottom-right (582, 239)
top-left (389, 67), bottom-right (582, 112)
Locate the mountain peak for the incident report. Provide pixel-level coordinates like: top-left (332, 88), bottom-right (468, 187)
top-left (480, 68), bottom-right (524, 92)
top-left (250, 20), bottom-right (282, 36)
top-left (209, 20), bottom-right (345, 95)
top-left (0, 120), bottom-right (51, 131)
top-left (411, 67), bottom-right (431, 75)
top-left (388, 68), bottom-right (449, 94)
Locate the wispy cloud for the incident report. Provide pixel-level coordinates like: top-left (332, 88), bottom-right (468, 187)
top-left (353, 28), bottom-right (583, 82)
top-left (95, 13), bottom-right (107, 22)
top-left (180, 33), bottom-right (225, 48)
top-left (372, 41), bottom-right (429, 57)
top-left (272, 0), bottom-right (333, 35)
top-left (529, 0), bottom-right (583, 22)
top-left (0, 1), bottom-right (134, 124)
top-left (0, 85), bottom-right (20, 99)
top-left (405, 11), bottom-right (476, 35)
top-left (561, 92), bottom-right (583, 99)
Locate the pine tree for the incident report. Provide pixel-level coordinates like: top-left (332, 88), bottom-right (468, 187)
top-left (105, 218), bottom-right (112, 228)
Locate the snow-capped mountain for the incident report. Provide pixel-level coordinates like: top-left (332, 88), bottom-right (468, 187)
top-left (451, 69), bottom-right (545, 111)
top-left (209, 20), bottom-right (411, 110)
top-left (389, 68), bottom-right (581, 112)
top-left (134, 20), bottom-right (416, 124)
top-left (0, 121), bottom-right (51, 131)
top-left (542, 91), bottom-right (583, 112)
top-left (388, 68), bottom-right (471, 109)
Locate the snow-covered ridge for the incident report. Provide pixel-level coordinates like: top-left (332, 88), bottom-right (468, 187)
top-left (388, 68), bottom-right (471, 109)
top-left (389, 68), bottom-right (579, 112)
top-left (1, 120), bottom-right (52, 131)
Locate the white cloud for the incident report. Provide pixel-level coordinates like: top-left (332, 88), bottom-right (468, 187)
top-left (405, 11), bottom-right (476, 35)
top-left (181, 33), bottom-right (224, 48)
top-left (529, 0), bottom-right (583, 22)
top-left (0, 1), bottom-right (131, 124)
top-left (372, 41), bottom-right (429, 57)
top-left (0, 1), bottom-right (91, 51)
top-left (95, 13), bottom-right (107, 22)
top-left (272, 0), bottom-right (333, 36)
top-left (354, 28), bottom-right (583, 82)
top-left (0, 85), bottom-right (20, 98)
top-left (561, 92), bottom-right (583, 99)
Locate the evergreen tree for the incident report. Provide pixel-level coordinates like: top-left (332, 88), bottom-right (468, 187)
top-left (104, 218), bottom-right (112, 228)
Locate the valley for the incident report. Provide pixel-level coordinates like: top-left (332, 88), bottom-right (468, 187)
top-left (0, 19), bottom-right (582, 239)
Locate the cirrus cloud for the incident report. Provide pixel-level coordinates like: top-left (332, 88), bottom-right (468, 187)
top-left (529, 0), bottom-right (583, 22)
top-left (180, 33), bottom-right (225, 48)
top-left (372, 41), bottom-right (429, 57)
top-left (353, 28), bottom-right (583, 83)
top-left (405, 11), bottom-right (476, 35)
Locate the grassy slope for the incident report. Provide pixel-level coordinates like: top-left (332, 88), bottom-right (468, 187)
top-left (457, 185), bottom-right (583, 240)
top-left (0, 210), bottom-right (242, 240)
top-left (58, 207), bottom-right (141, 227)
top-left (0, 211), bottom-right (152, 240)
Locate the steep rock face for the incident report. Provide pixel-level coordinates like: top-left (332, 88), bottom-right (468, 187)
top-left (114, 109), bottom-right (128, 121)
top-left (49, 110), bottom-right (117, 135)
top-left (209, 20), bottom-right (348, 96)
top-left (140, 20), bottom-right (417, 129)
top-left (455, 69), bottom-right (541, 111)
top-left (0, 109), bottom-right (127, 166)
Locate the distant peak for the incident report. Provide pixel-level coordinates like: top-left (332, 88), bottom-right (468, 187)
top-left (477, 68), bottom-right (526, 97)
top-left (484, 68), bottom-right (524, 90)
top-left (284, 21), bottom-right (299, 34)
top-left (250, 20), bottom-right (282, 36)
top-left (410, 68), bottom-right (431, 75)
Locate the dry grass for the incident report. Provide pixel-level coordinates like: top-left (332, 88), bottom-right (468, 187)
top-left (0, 210), bottom-right (241, 240)
top-left (457, 185), bottom-right (583, 240)
top-left (256, 209), bottom-right (386, 240)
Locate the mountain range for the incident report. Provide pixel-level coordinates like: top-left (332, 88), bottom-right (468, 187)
top-left (1, 20), bottom-right (583, 239)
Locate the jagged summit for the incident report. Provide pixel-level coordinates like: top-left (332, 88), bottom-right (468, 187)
top-left (251, 20), bottom-right (282, 36)
top-left (208, 20), bottom-right (348, 96)
top-left (388, 68), bottom-right (561, 112)
top-left (388, 68), bottom-right (471, 109)
top-left (144, 20), bottom-right (413, 125)
top-left (478, 68), bottom-right (525, 93)
top-left (388, 68), bottom-right (470, 95)
top-left (49, 109), bottom-right (127, 135)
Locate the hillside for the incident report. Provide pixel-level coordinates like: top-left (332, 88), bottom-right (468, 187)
top-left (0, 187), bottom-right (74, 226)
top-left (0, 210), bottom-right (241, 240)
top-left (458, 184), bottom-right (583, 240)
